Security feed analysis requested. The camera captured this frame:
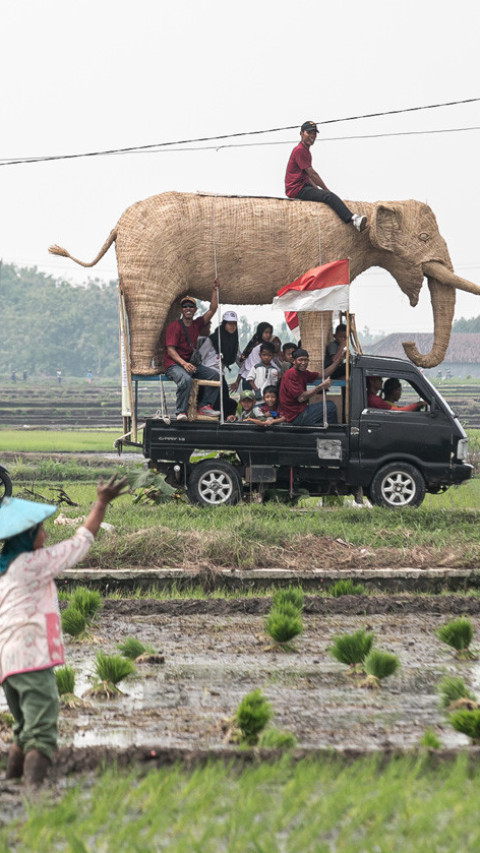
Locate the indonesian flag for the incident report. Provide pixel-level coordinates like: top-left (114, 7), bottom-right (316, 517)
top-left (273, 259), bottom-right (350, 331)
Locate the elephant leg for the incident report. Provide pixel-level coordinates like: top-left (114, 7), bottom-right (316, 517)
top-left (297, 311), bottom-right (335, 373)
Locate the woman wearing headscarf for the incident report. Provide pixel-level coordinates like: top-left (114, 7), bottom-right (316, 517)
top-left (0, 475), bottom-right (126, 788)
top-left (198, 310), bottom-right (240, 417)
top-left (232, 322), bottom-right (274, 392)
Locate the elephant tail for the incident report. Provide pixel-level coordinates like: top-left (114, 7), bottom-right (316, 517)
top-left (48, 228), bottom-right (117, 268)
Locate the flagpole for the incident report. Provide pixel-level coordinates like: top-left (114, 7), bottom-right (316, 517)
top-left (321, 320), bottom-right (327, 429)
top-left (216, 280), bottom-right (224, 425)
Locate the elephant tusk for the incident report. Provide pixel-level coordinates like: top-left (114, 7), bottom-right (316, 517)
top-left (422, 261), bottom-right (480, 296)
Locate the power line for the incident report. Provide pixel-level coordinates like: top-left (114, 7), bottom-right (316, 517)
top-left (109, 125), bottom-right (480, 156)
top-left (0, 97), bottom-right (478, 167)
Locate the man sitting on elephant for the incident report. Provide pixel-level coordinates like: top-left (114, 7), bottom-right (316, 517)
top-left (285, 121), bottom-right (367, 232)
top-left (278, 347), bottom-right (344, 426)
top-left (164, 286), bottom-right (221, 420)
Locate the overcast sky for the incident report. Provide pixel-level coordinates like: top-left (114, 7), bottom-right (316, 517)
top-left (1, 0), bottom-right (480, 337)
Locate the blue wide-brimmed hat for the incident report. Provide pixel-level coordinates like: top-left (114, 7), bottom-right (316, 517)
top-left (0, 497), bottom-right (57, 540)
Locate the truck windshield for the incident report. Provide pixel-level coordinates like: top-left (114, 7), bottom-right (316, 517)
top-left (420, 374), bottom-right (455, 417)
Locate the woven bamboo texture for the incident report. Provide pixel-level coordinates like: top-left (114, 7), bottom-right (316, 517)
top-left (50, 191), bottom-right (480, 372)
top-left (114, 192), bottom-right (370, 374)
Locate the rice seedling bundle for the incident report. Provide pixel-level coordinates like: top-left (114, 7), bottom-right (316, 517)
top-left (329, 629), bottom-right (374, 666)
top-left (449, 709), bottom-right (480, 743)
top-left (94, 652), bottom-right (135, 685)
top-left (70, 587), bottom-right (102, 620)
top-left (272, 586), bottom-right (303, 612)
top-left (437, 675), bottom-right (476, 709)
top-left (437, 617), bottom-right (475, 659)
top-left (258, 727), bottom-right (296, 749)
top-left (265, 608), bottom-right (303, 644)
top-left (55, 665), bottom-right (75, 696)
top-left (117, 637), bottom-right (147, 659)
top-left (61, 606), bottom-right (87, 638)
top-left (235, 689), bottom-right (272, 744)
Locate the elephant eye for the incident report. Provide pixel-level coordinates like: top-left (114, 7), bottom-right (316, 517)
top-left (418, 232), bottom-right (429, 242)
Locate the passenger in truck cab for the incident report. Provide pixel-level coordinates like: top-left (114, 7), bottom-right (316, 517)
top-left (366, 376), bottom-right (426, 411)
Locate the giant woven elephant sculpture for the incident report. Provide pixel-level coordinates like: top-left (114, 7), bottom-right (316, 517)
top-left (49, 191), bottom-right (480, 373)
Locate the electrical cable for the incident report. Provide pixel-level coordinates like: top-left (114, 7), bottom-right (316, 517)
top-left (0, 97), bottom-right (478, 167)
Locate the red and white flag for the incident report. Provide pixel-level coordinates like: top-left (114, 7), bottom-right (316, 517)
top-left (273, 259), bottom-right (350, 330)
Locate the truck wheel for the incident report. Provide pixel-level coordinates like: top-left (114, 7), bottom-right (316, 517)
top-left (187, 460), bottom-right (242, 507)
top-left (0, 469), bottom-right (12, 502)
top-left (369, 463), bottom-right (425, 508)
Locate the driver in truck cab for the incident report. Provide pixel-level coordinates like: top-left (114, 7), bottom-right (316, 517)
top-left (366, 376), bottom-right (426, 411)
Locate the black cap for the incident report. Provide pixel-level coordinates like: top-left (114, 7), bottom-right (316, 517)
top-left (301, 120), bottom-right (318, 133)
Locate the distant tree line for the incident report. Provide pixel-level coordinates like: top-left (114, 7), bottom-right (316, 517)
top-left (2, 262), bottom-right (404, 379)
top-left (0, 263), bottom-right (120, 378)
top-left (0, 263), bottom-right (289, 379)
top-left (452, 315), bottom-right (480, 333)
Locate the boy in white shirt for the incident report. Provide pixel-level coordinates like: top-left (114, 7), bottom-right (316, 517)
top-left (246, 342), bottom-right (280, 400)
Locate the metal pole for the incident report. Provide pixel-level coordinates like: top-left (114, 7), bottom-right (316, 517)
top-left (345, 261), bottom-right (351, 424)
top-left (321, 320), bottom-right (327, 428)
top-left (212, 198), bottom-right (224, 424)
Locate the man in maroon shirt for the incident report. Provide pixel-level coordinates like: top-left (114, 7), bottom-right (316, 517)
top-left (164, 285), bottom-right (221, 420)
top-left (279, 347), bottom-right (344, 425)
top-left (285, 120), bottom-right (367, 232)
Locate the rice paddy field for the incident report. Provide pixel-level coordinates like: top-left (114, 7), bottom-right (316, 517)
top-left (2, 394), bottom-right (480, 849)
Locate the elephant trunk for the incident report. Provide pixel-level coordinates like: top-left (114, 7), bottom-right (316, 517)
top-left (401, 275), bottom-right (456, 368)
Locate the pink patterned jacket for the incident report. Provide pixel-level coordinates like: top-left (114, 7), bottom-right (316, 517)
top-left (0, 526), bottom-right (93, 682)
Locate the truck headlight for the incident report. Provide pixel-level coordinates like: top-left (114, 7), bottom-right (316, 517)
top-left (457, 438), bottom-right (468, 460)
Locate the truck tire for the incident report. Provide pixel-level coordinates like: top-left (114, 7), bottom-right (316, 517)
top-left (187, 460), bottom-right (242, 507)
top-left (369, 462), bottom-right (425, 509)
top-left (0, 468), bottom-right (12, 502)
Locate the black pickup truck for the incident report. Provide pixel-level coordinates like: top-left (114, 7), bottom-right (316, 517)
top-left (138, 354), bottom-right (472, 508)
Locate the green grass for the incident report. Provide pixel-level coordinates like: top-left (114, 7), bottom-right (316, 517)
top-left (5, 755), bottom-right (480, 851)
top-left (0, 429), bottom-right (129, 453)
top-left (24, 478), bottom-right (480, 570)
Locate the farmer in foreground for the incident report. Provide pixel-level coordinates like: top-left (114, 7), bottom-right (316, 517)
top-left (0, 475), bottom-right (127, 788)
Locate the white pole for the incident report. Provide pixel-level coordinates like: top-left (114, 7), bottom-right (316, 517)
top-left (212, 198), bottom-right (224, 424)
top-left (321, 320), bottom-right (327, 429)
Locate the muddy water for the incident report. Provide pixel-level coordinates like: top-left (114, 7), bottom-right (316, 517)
top-left (1, 599), bottom-right (475, 754)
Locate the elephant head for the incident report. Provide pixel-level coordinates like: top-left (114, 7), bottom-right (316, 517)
top-left (367, 201), bottom-right (480, 368)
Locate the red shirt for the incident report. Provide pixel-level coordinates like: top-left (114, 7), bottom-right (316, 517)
top-left (164, 316), bottom-right (206, 370)
top-left (367, 393), bottom-right (419, 412)
top-left (285, 142), bottom-right (312, 198)
top-left (279, 367), bottom-right (319, 422)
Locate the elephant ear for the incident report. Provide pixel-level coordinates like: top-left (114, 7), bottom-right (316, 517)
top-left (369, 204), bottom-right (402, 253)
